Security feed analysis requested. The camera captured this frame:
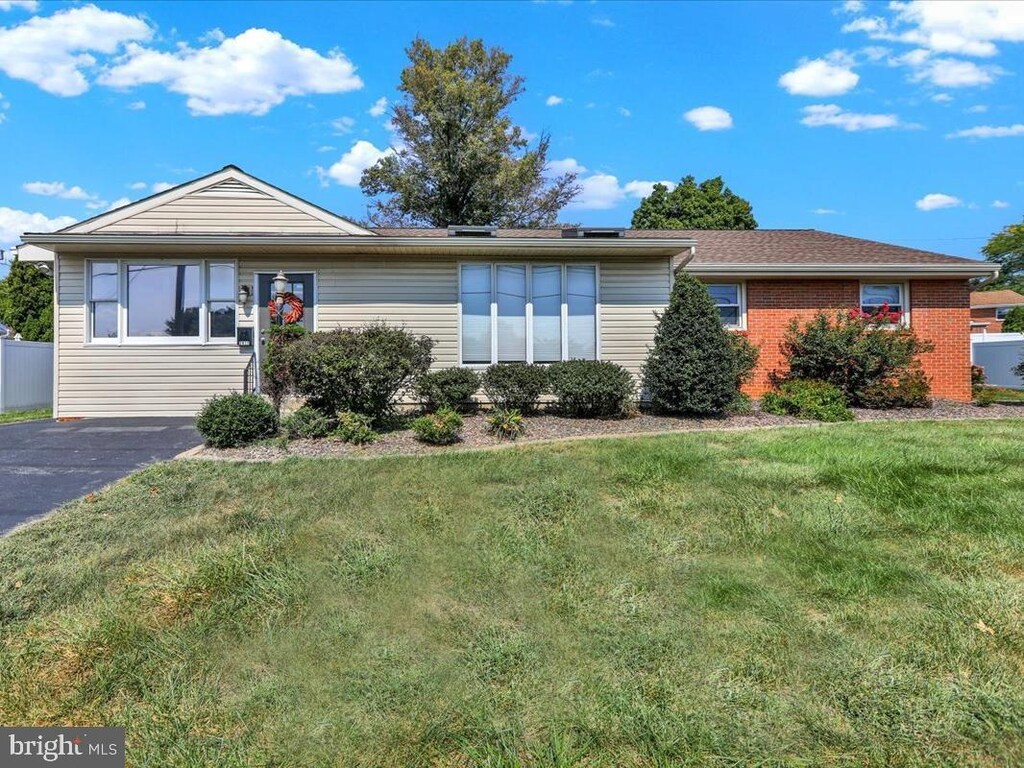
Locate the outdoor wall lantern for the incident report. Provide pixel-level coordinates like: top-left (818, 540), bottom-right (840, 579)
top-left (273, 269), bottom-right (289, 324)
top-left (238, 283), bottom-right (251, 307)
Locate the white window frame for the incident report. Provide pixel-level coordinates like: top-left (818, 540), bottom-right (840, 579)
top-left (859, 281), bottom-right (910, 326)
top-left (706, 281), bottom-right (747, 331)
top-left (84, 258), bottom-right (238, 346)
top-left (457, 262), bottom-right (600, 366)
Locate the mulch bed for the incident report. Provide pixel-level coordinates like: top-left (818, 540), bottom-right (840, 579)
top-left (194, 399), bottom-right (1024, 462)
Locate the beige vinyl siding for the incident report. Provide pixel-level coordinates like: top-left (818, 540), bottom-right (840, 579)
top-left (56, 254), bottom-right (671, 417)
top-left (56, 256), bottom-right (250, 417)
top-left (94, 180), bottom-right (343, 234)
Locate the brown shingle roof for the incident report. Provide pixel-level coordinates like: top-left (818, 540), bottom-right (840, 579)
top-left (369, 227), bottom-right (980, 267)
top-left (971, 289), bottom-right (1024, 307)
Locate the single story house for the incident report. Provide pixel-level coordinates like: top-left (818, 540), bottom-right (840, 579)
top-left (970, 289), bottom-right (1024, 333)
top-left (19, 166), bottom-right (996, 418)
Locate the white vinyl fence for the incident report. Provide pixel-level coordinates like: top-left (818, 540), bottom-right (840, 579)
top-left (0, 338), bottom-right (53, 413)
top-left (971, 333), bottom-right (1024, 389)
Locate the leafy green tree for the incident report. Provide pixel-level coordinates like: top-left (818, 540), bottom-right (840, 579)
top-left (641, 272), bottom-right (738, 415)
top-left (1002, 305), bottom-right (1024, 333)
top-left (981, 217), bottom-right (1024, 292)
top-left (0, 257), bottom-right (53, 341)
top-left (360, 37), bottom-right (579, 227)
top-left (631, 175), bottom-right (757, 230)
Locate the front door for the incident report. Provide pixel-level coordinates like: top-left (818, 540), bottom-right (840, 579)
top-left (255, 272), bottom-right (315, 387)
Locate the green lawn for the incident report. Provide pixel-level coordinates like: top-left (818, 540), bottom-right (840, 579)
top-left (2, 421), bottom-right (1023, 766)
top-left (986, 386), bottom-right (1024, 403)
top-left (0, 407), bottom-right (50, 425)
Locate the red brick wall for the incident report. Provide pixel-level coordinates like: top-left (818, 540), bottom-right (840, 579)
top-left (970, 307), bottom-right (1003, 333)
top-left (739, 278), bottom-right (972, 401)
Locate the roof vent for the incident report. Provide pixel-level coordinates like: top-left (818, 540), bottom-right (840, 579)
top-left (447, 225), bottom-right (497, 238)
top-left (561, 227), bottom-right (626, 239)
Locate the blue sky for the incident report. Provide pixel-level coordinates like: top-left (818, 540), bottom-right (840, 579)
top-left (1, 0), bottom-right (1023, 277)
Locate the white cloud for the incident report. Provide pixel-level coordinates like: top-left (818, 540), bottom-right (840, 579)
top-left (779, 51), bottom-right (859, 96)
top-left (128, 181), bottom-right (147, 190)
top-left (151, 181), bottom-right (174, 192)
top-left (368, 96), bottom-right (387, 117)
top-left (880, 1), bottom-right (1024, 58)
top-left (318, 140), bottom-right (393, 187)
top-left (683, 105), bottom-right (733, 131)
top-left (618, 106), bottom-right (631, 117)
top-left (567, 173), bottom-right (624, 210)
top-left (946, 123), bottom-right (1024, 139)
top-left (623, 180), bottom-right (675, 198)
top-left (0, 4), bottom-right (152, 96)
top-left (812, 207), bottom-right (840, 214)
top-left (22, 181), bottom-right (98, 200)
top-left (0, 1), bottom-right (40, 12)
top-left (992, 200), bottom-right (1010, 208)
top-left (839, 0), bottom-right (864, 13)
top-left (591, 16), bottom-right (614, 27)
top-left (100, 28), bottom-right (363, 116)
top-left (965, 104), bottom-right (988, 113)
top-left (911, 56), bottom-right (1001, 87)
top-left (331, 115), bottom-right (356, 134)
top-left (0, 207), bottom-right (76, 249)
top-left (931, 92), bottom-right (952, 103)
top-left (316, 144), bottom-right (336, 153)
top-left (545, 94), bottom-right (564, 106)
top-left (547, 158), bottom-right (587, 176)
top-left (800, 104), bottom-right (902, 131)
top-left (199, 28), bottom-right (226, 44)
top-left (106, 197), bottom-right (130, 211)
top-left (915, 193), bottom-right (962, 211)
top-left (127, 100), bottom-right (145, 110)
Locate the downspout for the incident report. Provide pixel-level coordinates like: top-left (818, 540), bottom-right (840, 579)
top-left (671, 245), bottom-right (696, 285)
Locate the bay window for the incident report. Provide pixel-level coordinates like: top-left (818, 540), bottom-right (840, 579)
top-left (86, 260), bottom-right (236, 344)
top-left (459, 263), bottom-right (598, 365)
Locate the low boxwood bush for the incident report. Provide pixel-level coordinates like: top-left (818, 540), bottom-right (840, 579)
top-left (196, 393), bottom-right (279, 448)
top-left (482, 363), bottom-right (549, 413)
top-left (260, 323), bottom-right (307, 412)
top-left (761, 380), bottom-right (853, 422)
top-left (410, 407), bottom-right (463, 445)
top-left (485, 408), bottom-right (526, 440)
top-left (414, 368), bottom-right (481, 412)
top-left (548, 360), bottom-right (634, 418)
top-left (281, 406), bottom-right (334, 439)
top-left (335, 411), bottom-right (378, 444)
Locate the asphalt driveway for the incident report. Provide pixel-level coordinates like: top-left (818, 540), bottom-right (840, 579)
top-left (0, 416), bottom-right (201, 535)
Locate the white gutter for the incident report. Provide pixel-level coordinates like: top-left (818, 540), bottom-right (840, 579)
top-left (685, 262), bottom-right (998, 278)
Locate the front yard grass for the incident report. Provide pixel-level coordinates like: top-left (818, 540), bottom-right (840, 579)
top-left (984, 385), bottom-right (1024, 403)
top-left (1, 420), bottom-right (1023, 765)
top-left (0, 408), bottom-right (50, 425)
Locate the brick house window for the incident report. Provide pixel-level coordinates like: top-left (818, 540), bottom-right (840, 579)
top-left (707, 283), bottom-right (745, 330)
top-left (860, 283), bottom-right (906, 322)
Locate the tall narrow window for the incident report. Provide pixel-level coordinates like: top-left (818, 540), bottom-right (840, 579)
top-left (532, 266), bottom-right (562, 363)
top-left (127, 264), bottom-right (201, 338)
top-left (708, 284), bottom-right (742, 329)
top-left (207, 263), bottom-right (236, 338)
top-left (567, 265), bottom-right (597, 359)
top-left (89, 261), bottom-right (118, 340)
top-left (496, 265), bottom-right (527, 362)
top-left (460, 265), bottom-right (492, 364)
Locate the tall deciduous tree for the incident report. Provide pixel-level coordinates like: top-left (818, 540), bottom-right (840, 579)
top-left (0, 257), bottom-right (53, 341)
top-left (631, 176), bottom-right (757, 230)
top-left (982, 216), bottom-right (1024, 292)
top-left (360, 37), bottom-right (579, 227)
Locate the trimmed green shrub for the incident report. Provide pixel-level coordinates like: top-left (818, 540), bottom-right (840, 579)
top-left (415, 367), bottom-right (481, 412)
top-left (1002, 305), bottom-right (1024, 333)
top-left (974, 387), bottom-right (999, 408)
top-left (779, 311), bottom-right (933, 407)
top-left (486, 408), bottom-right (526, 440)
top-left (482, 363), bottom-right (549, 413)
top-left (761, 380), bottom-right (853, 422)
top-left (727, 392), bottom-right (754, 415)
top-left (260, 323), bottom-right (307, 412)
top-left (335, 411), bottom-right (378, 444)
top-left (287, 323), bottom-right (433, 422)
top-left (196, 393), bottom-right (279, 448)
top-left (410, 407), bottom-right (463, 445)
top-left (281, 406), bottom-right (334, 439)
top-left (727, 332), bottom-right (760, 389)
top-left (857, 368), bottom-right (932, 409)
top-left (547, 359), bottom-right (634, 418)
top-left (641, 273), bottom-right (738, 415)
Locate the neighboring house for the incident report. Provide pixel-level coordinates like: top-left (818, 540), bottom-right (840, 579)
top-left (19, 166), bottom-right (995, 418)
top-left (970, 289), bottom-right (1024, 333)
top-left (0, 323), bottom-right (10, 339)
